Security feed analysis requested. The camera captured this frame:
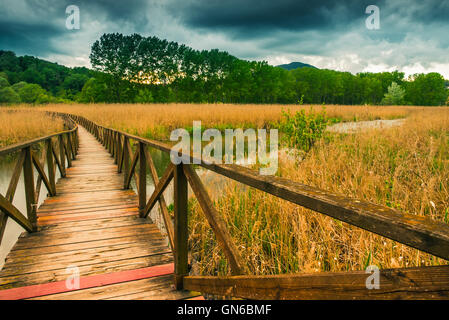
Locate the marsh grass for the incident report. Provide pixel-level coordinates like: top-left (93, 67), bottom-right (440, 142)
top-left (41, 103), bottom-right (432, 140)
top-left (0, 108), bottom-right (64, 148)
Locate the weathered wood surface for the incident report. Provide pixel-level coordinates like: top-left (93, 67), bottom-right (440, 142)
top-left (184, 265), bottom-right (449, 300)
top-left (0, 126), bottom-right (199, 300)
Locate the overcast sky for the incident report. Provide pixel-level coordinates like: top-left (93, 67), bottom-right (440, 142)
top-left (1, 0), bottom-right (449, 78)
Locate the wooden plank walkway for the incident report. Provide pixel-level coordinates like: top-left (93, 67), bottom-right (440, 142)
top-left (0, 126), bottom-right (200, 300)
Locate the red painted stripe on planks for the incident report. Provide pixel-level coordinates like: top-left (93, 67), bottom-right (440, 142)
top-left (186, 295), bottom-right (205, 300)
top-left (0, 263), bottom-right (174, 300)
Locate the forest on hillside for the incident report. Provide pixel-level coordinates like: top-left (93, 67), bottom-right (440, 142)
top-left (0, 33), bottom-right (448, 106)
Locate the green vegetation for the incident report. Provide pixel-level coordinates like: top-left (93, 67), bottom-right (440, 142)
top-left (1, 33), bottom-right (448, 105)
top-left (278, 108), bottom-right (334, 152)
top-left (0, 50), bottom-right (92, 104)
top-left (381, 82), bottom-right (405, 105)
top-left (85, 33), bottom-right (448, 105)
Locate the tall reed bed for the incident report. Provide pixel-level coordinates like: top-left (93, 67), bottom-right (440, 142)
top-left (41, 103), bottom-right (427, 140)
top-left (0, 109), bottom-right (64, 148)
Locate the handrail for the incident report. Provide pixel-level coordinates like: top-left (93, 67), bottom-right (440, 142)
top-left (0, 112), bottom-right (79, 244)
top-left (39, 112), bottom-right (449, 299)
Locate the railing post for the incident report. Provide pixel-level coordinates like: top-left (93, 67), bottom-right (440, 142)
top-left (67, 132), bottom-right (75, 161)
top-left (58, 134), bottom-right (66, 177)
top-left (46, 139), bottom-right (56, 196)
top-left (117, 133), bottom-right (122, 171)
top-left (64, 134), bottom-right (72, 168)
top-left (113, 132), bottom-right (118, 164)
top-left (123, 137), bottom-right (130, 189)
top-left (174, 164), bottom-right (188, 290)
top-left (138, 142), bottom-right (146, 218)
top-left (23, 147), bottom-right (37, 231)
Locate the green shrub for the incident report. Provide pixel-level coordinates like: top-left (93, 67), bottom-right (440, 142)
top-left (17, 83), bottom-right (47, 103)
top-left (0, 77), bottom-right (9, 89)
top-left (0, 86), bottom-right (21, 104)
top-left (11, 81), bottom-right (28, 92)
top-left (278, 107), bottom-right (329, 152)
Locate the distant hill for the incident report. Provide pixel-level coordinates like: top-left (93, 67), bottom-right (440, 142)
top-left (276, 62), bottom-right (317, 70)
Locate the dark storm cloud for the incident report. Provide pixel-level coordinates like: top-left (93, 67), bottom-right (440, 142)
top-left (0, 0), bottom-right (448, 76)
top-left (0, 20), bottom-right (66, 56)
top-left (0, 0), bottom-right (150, 57)
top-left (169, 0), bottom-right (385, 37)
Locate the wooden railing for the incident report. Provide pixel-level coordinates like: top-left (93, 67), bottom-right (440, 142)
top-left (0, 113), bottom-right (78, 245)
top-left (70, 113), bottom-right (449, 299)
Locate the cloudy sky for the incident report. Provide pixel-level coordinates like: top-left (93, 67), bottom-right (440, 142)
top-left (1, 0), bottom-right (449, 78)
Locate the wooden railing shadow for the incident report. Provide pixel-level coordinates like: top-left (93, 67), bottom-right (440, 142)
top-left (0, 113), bottom-right (78, 243)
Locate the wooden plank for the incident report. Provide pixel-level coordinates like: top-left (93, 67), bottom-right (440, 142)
top-left (7, 233), bottom-right (166, 259)
top-left (37, 208), bottom-right (139, 225)
top-left (1, 243), bottom-right (170, 274)
top-left (37, 198), bottom-right (137, 213)
top-left (0, 264), bottom-right (174, 300)
top-left (29, 274), bottom-right (180, 300)
top-left (38, 215), bottom-right (148, 233)
top-left (11, 224), bottom-right (161, 250)
top-left (183, 164), bottom-right (246, 275)
top-left (183, 265), bottom-right (449, 300)
top-left (0, 253), bottom-right (173, 290)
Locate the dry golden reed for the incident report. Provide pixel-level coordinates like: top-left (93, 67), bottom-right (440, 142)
top-left (0, 108), bottom-right (64, 148)
top-left (41, 103), bottom-right (432, 140)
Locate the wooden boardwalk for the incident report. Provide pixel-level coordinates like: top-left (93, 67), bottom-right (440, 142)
top-left (0, 127), bottom-right (200, 300)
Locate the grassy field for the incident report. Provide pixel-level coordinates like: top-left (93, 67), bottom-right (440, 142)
top-left (0, 109), bottom-right (64, 148)
top-left (40, 103), bottom-right (426, 140)
top-left (3, 103), bottom-right (449, 275)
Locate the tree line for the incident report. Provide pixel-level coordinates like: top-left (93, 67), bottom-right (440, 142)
top-left (0, 50), bottom-right (92, 104)
top-left (0, 34), bottom-right (448, 106)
